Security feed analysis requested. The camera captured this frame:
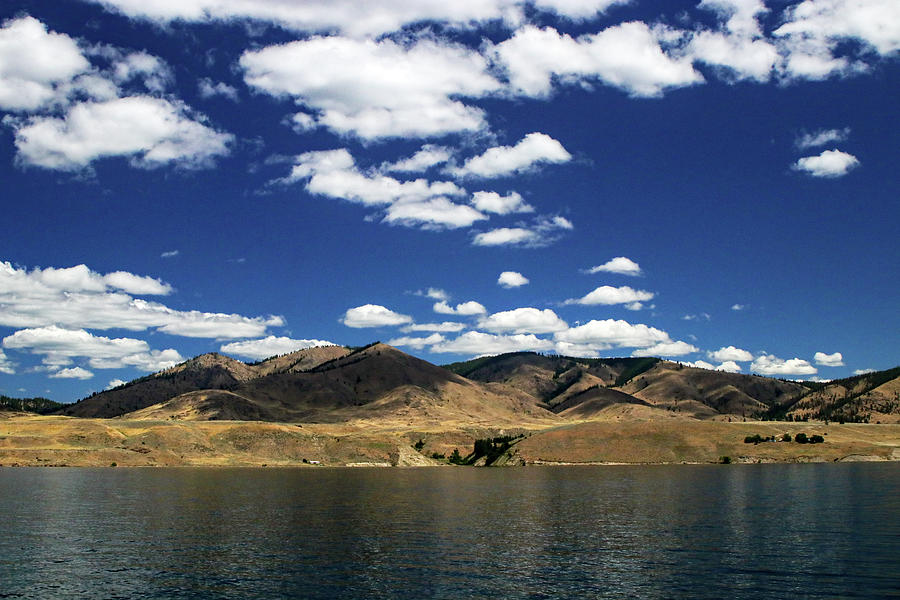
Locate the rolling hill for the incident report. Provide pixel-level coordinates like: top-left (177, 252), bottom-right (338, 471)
top-left (57, 346), bottom-right (900, 426)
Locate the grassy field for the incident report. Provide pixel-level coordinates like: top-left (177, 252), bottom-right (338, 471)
top-left (0, 413), bottom-right (898, 467)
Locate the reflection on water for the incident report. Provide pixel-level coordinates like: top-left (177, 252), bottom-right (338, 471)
top-left (1, 464), bottom-right (898, 598)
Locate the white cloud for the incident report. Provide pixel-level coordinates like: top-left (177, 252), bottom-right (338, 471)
top-left (341, 304), bottom-right (413, 328)
top-left (3, 326), bottom-right (183, 372)
top-left (160, 250), bottom-right (180, 258)
top-left (401, 322), bottom-right (466, 333)
top-left (793, 149), bottom-right (860, 177)
top-left (682, 313), bottom-right (711, 321)
top-left (433, 301), bottom-right (487, 316)
top-left (198, 78), bottom-right (239, 101)
top-left (449, 133), bottom-right (571, 178)
top-left (498, 271), bottom-right (529, 288)
top-left (0, 261), bottom-right (282, 339)
top-left (494, 23), bottom-right (702, 98)
top-left (49, 366), bottom-right (94, 380)
top-left (681, 359), bottom-right (716, 370)
top-left (387, 333), bottom-right (445, 350)
top-left (0, 349), bottom-right (15, 374)
top-left (565, 285), bottom-right (654, 306)
top-left (814, 351), bottom-right (844, 367)
top-left (632, 340), bottom-right (699, 357)
top-left (478, 308), bottom-right (568, 334)
top-left (708, 345), bottom-right (753, 362)
top-left (241, 36), bottom-right (499, 139)
top-left (796, 127), bottom-right (851, 149)
top-left (285, 148), bottom-right (482, 230)
top-left (382, 145), bottom-right (451, 173)
top-left (554, 319), bottom-right (672, 349)
top-left (471, 191), bottom-right (534, 215)
top-left (586, 256), bottom-right (642, 276)
top-left (85, 0), bottom-right (629, 38)
top-left (420, 288), bottom-right (450, 301)
top-left (687, 0), bottom-right (778, 82)
top-left (430, 331), bottom-right (555, 355)
top-left (11, 96), bottom-right (233, 171)
top-left (775, 0), bottom-right (900, 57)
top-left (773, 0), bottom-right (899, 80)
top-left (731, 304), bottom-right (745, 311)
top-left (106, 378), bottom-right (127, 390)
top-left (473, 215), bottom-right (573, 247)
top-left (853, 368), bottom-right (875, 375)
top-left (751, 354), bottom-right (817, 376)
top-left (0, 16), bottom-right (90, 112)
top-left (383, 197), bottom-right (487, 230)
top-left (220, 336), bottom-right (336, 361)
top-left (715, 360), bottom-right (742, 373)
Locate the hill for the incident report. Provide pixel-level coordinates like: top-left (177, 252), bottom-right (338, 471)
top-left (61, 344), bottom-right (556, 427)
top-left (446, 352), bottom-right (898, 422)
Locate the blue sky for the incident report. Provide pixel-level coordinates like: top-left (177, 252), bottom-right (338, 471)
top-left (0, 0), bottom-right (897, 402)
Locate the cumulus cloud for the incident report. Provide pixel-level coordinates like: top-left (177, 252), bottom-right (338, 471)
top-left (793, 149), bottom-right (860, 177)
top-left (382, 145), bottom-right (452, 173)
top-left (769, 0), bottom-right (900, 81)
top-left (751, 354), bottom-right (817, 376)
top-left (478, 308), bottom-right (568, 334)
top-left (11, 96), bottom-right (233, 171)
top-left (687, 0), bottom-right (778, 82)
top-left (448, 133), bottom-right (571, 178)
top-left (106, 378), bottom-right (127, 389)
top-left (564, 285), bottom-right (654, 306)
top-left (494, 23), bottom-right (702, 98)
top-left (814, 351), bottom-right (844, 367)
top-left (241, 36), bottom-right (499, 139)
top-left (383, 197), bottom-right (488, 230)
top-left (708, 345), bottom-right (753, 362)
top-left (796, 127), bottom-right (851, 149)
top-left (853, 368), bottom-right (875, 375)
top-left (473, 216), bottom-right (573, 247)
top-left (430, 331), bottom-right (555, 355)
top-left (49, 366), bottom-right (94, 380)
top-left (0, 349), bottom-right (15, 374)
top-left (632, 340), bottom-right (699, 357)
top-left (0, 16), bottom-right (91, 112)
top-left (341, 304), bottom-right (412, 328)
top-left (401, 322), bottom-right (466, 333)
top-left (498, 271), bottom-right (529, 288)
top-left (284, 148), bottom-right (483, 230)
top-left (554, 319), bottom-right (671, 350)
top-left (433, 301), bottom-right (487, 316)
top-left (731, 304), bottom-right (745, 311)
top-left (0, 261), bottom-right (282, 339)
top-left (3, 326), bottom-right (183, 372)
top-left (220, 336), bottom-right (336, 360)
top-left (470, 191), bottom-right (534, 215)
top-left (198, 78), bottom-right (239, 101)
top-left (416, 288), bottom-right (450, 301)
top-left (585, 256), bottom-right (642, 276)
top-left (387, 333), bottom-right (445, 350)
top-left (85, 0), bottom-right (629, 38)
top-left (715, 360), bottom-right (742, 373)
top-left (681, 359), bottom-right (716, 370)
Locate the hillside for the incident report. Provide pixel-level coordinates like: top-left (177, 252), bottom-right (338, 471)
top-left (62, 344), bottom-right (556, 427)
top-left (447, 352), bottom-right (898, 422)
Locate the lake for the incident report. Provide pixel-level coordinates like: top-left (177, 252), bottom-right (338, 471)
top-left (1, 464), bottom-right (898, 599)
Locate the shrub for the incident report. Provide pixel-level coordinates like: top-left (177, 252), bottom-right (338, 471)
top-left (744, 434), bottom-right (763, 444)
top-left (719, 456), bottom-right (731, 464)
top-left (413, 439), bottom-right (425, 451)
top-left (431, 452), bottom-right (445, 460)
top-left (795, 433), bottom-right (808, 444)
top-left (781, 433), bottom-right (792, 442)
top-left (810, 434), bottom-right (825, 444)
top-left (448, 448), bottom-right (464, 464)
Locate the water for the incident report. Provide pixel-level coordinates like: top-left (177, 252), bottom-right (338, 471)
top-left (1, 464), bottom-right (898, 599)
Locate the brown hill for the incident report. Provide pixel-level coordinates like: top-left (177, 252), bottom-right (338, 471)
top-left (776, 367), bottom-right (900, 423)
top-left (449, 352), bottom-right (812, 419)
top-left (108, 344), bottom-right (557, 427)
top-left (618, 361), bottom-right (809, 418)
top-left (59, 346), bottom-right (349, 418)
